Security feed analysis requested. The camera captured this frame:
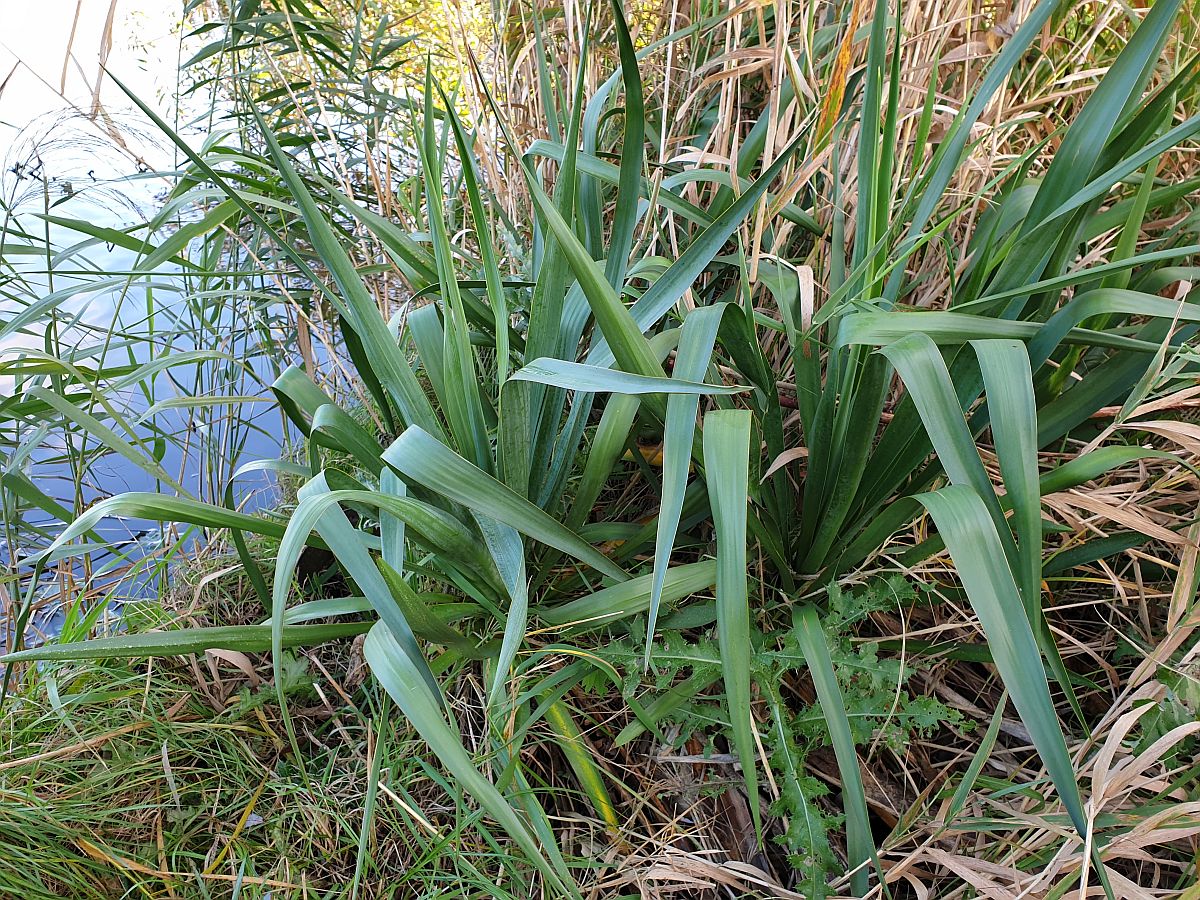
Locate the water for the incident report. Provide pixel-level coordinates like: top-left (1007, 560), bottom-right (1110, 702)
top-left (0, 175), bottom-right (296, 641)
top-left (0, 9), bottom-right (299, 644)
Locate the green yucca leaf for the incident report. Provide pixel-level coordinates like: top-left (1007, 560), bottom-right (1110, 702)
top-left (565, 394), bottom-right (640, 534)
top-left (418, 71), bottom-right (490, 471)
top-left (1039, 446), bottom-right (1193, 494)
top-left (364, 623), bottom-right (580, 898)
top-left (474, 515), bottom-right (529, 710)
top-left (971, 341), bottom-right (1040, 611)
top-left (289, 475), bottom-right (438, 704)
top-left (837, 310), bottom-right (1160, 354)
top-left (604, 0), bottom-right (644, 291)
top-left (384, 427), bottom-right (627, 582)
top-left (511, 357), bottom-right (741, 396)
top-left (882, 335), bottom-right (1082, 709)
top-left (379, 469), bottom-right (407, 573)
top-left (439, 86), bottom-right (512, 385)
top-left (0, 622), bottom-right (370, 663)
top-left (406, 304), bottom-right (449, 407)
top-left (539, 560), bottom-right (717, 630)
top-left (278, 596), bottom-right (374, 625)
top-left (879, 335), bottom-right (1011, 545)
top-left (588, 131), bottom-right (809, 369)
top-left (647, 304), bottom-right (726, 662)
top-left (377, 560), bottom-right (479, 657)
top-left (523, 173), bottom-right (666, 392)
top-left (270, 365), bottom-right (337, 435)
top-left (972, 340), bottom-right (1083, 722)
top-left (915, 485), bottom-right (1087, 836)
top-left (524, 18), bottom-right (592, 500)
top-left (1029, 287), bottom-right (1200, 368)
top-left (1021, 0), bottom-right (1180, 233)
top-left (702, 409), bottom-right (760, 837)
top-left (1020, 111), bottom-right (1200, 271)
top-left (840, 441), bottom-right (1191, 572)
top-left (852, 0), bottom-right (892, 285)
top-left (964, 244), bottom-right (1200, 310)
top-left (252, 106), bottom-right (444, 439)
top-left (309, 404), bottom-right (385, 475)
top-left (562, 330), bottom-right (680, 532)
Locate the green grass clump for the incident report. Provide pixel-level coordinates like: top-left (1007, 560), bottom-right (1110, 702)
top-left (0, 652), bottom-right (369, 898)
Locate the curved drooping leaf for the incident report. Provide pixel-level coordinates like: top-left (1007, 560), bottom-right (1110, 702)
top-left (511, 357), bottom-right (742, 396)
top-left (916, 485), bottom-right (1087, 837)
top-left (365, 623), bottom-right (580, 898)
top-left (383, 427), bottom-right (627, 582)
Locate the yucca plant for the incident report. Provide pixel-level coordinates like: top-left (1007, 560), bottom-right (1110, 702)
top-left (7, 0), bottom-right (1200, 896)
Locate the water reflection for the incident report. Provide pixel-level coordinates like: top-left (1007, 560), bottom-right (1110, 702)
top-left (1, 116), bottom-right (299, 644)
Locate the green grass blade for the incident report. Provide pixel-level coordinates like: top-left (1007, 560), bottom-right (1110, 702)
top-left (27, 386), bottom-right (184, 495)
top-left (41, 493), bottom-right (296, 562)
top-left (542, 699), bottom-right (621, 833)
top-left (944, 690), bottom-right (1007, 825)
top-left (899, 0), bottom-right (1062, 247)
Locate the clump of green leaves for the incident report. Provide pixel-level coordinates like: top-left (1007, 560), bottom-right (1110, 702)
top-left (10, 0), bottom-right (1200, 895)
